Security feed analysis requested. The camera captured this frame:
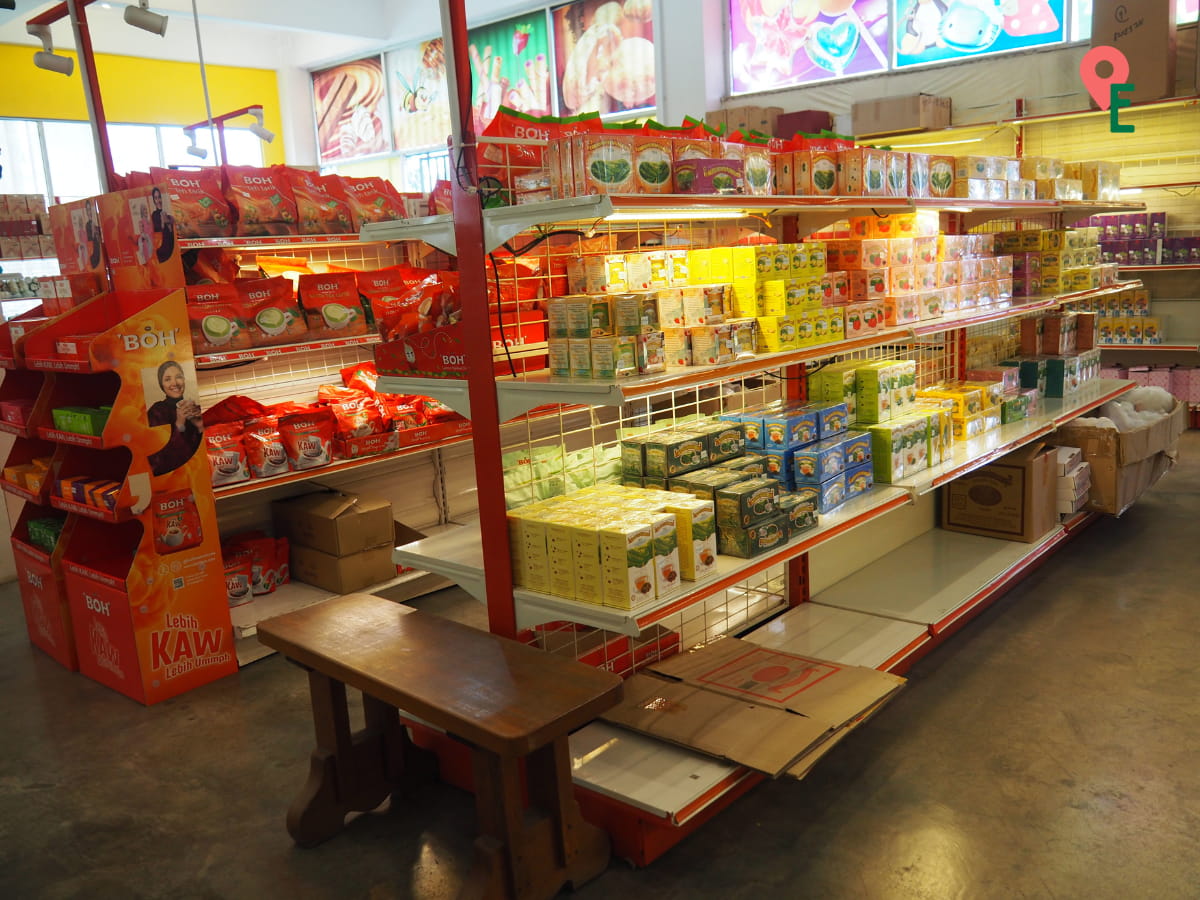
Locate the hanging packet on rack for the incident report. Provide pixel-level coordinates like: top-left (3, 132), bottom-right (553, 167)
top-left (297, 272), bottom-right (369, 340)
top-left (149, 167), bottom-right (233, 238)
top-left (284, 168), bottom-right (355, 235)
top-left (316, 385), bottom-right (389, 439)
top-left (338, 176), bottom-right (407, 226)
top-left (237, 277), bottom-right (309, 346)
top-left (222, 166), bottom-right (299, 236)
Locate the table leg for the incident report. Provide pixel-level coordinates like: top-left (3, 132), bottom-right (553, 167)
top-left (286, 671), bottom-right (435, 848)
top-left (460, 738), bottom-right (610, 900)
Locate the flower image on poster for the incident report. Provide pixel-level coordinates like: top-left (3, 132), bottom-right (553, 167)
top-left (552, 0), bottom-right (656, 117)
top-left (387, 40), bottom-right (452, 150)
top-left (893, 0), bottom-right (1065, 69)
top-left (468, 11), bottom-right (553, 134)
top-left (729, 0), bottom-right (889, 95)
top-left (311, 56), bottom-right (392, 164)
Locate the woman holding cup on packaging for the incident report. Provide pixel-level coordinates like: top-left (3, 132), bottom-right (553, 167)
top-left (147, 360), bottom-right (203, 476)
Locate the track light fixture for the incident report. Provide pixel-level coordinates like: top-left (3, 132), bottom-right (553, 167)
top-left (184, 128), bottom-right (208, 159)
top-left (124, 0), bottom-right (168, 36)
top-left (28, 23), bottom-right (74, 76)
top-left (0, 1), bottom-right (17, 11)
top-left (247, 107), bottom-right (275, 144)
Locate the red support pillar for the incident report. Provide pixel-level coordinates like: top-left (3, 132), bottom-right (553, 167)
top-left (66, 0), bottom-right (115, 191)
top-left (441, 0), bottom-right (519, 637)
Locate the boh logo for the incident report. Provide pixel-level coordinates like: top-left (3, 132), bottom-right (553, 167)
top-left (1080, 45), bottom-right (1135, 133)
top-left (89, 620), bottom-right (124, 679)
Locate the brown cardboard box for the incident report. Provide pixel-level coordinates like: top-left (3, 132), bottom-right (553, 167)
top-left (1053, 400), bottom-right (1187, 514)
top-left (852, 94), bottom-right (951, 137)
top-left (289, 543), bottom-right (396, 594)
top-left (1091, 0), bottom-right (1177, 104)
top-left (601, 638), bottom-right (904, 776)
top-left (776, 110), bottom-right (835, 138)
top-left (941, 442), bottom-right (1058, 541)
top-left (272, 490), bottom-right (393, 556)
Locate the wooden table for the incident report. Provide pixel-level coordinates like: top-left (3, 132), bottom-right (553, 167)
top-left (257, 593), bottom-right (624, 900)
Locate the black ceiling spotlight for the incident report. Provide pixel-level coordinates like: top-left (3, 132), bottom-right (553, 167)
top-left (0, 2), bottom-right (17, 11)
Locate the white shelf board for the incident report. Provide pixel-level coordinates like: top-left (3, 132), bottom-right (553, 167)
top-left (376, 375), bottom-right (472, 418)
top-left (392, 521), bottom-right (486, 601)
top-left (744, 604), bottom-right (928, 670)
top-left (810, 526), bottom-right (1064, 629)
top-left (512, 486), bottom-right (910, 636)
top-left (360, 195), bottom-right (614, 256)
top-left (570, 721), bottom-right (742, 823)
top-left (897, 378), bottom-right (1134, 495)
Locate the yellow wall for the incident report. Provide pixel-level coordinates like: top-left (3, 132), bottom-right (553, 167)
top-left (0, 43), bottom-right (285, 164)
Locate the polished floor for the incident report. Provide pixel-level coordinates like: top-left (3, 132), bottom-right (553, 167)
top-left (2, 433), bottom-right (1198, 899)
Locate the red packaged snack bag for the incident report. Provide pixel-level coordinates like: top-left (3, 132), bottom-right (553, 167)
top-left (297, 272), bottom-right (368, 340)
top-left (378, 395), bottom-right (423, 428)
top-left (375, 271), bottom-right (461, 341)
top-left (206, 422), bottom-right (250, 487)
top-left (284, 168), bottom-right (355, 235)
top-left (317, 385), bottom-right (389, 440)
top-left (186, 284), bottom-right (253, 354)
top-left (354, 265), bottom-right (441, 328)
top-left (412, 396), bottom-right (458, 423)
top-left (223, 166), bottom-right (298, 236)
top-left (244, 416), bottom-right (290, 478)
top-left (150, 167), bottom-right (233, 237)
top-left (151, 489), bottom-right (203, 555)
top-left (237, 277), bottom-right (308, 346)
top-left (274, 537), bottom-right (291, 588)
top-left (222, 546), bottom-right (254, 607)
top-left (279, 408), bottom-right (336, 470)
top-left (228, 534), bottom-right (282, 595)
top-left (203, 394), bottom-right (270, 427)
top-left (340, 361), bottom-right (379, 394)
top-left (339, 175), bottom-right (406, 225)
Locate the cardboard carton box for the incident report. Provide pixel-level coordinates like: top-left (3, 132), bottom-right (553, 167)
top-left (1052, 400), bottom-right (1187, 515)
top-left (941, 442), bottom-right (1057, 542)
top-left (272, 490), bottom-right (393, 556)
top-left (852, 94), bottom-right (951, 137)
top-left (601, 638), bottom-right (904, 777)
top-left (1091, 0), bottom-right (1176, 104)
top-left (288, 543), bottom-right (396, 594)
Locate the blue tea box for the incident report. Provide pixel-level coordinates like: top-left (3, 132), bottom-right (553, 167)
top-left (793, 440), bottom-right (844, 485)
top-left (802, 401), bottom-right (850, 440)
top-left (844, 461), bottom-right (874, 499)
top-left (841, 430), bottom-right (872, 467)
top-left (762, 407), bottom-right (818, 450)
top-left (760, 447), bottom-right (795, 482)
top-left (818, 472), bottom-right (847, 513)
top-left (722, 410), bottom-right (764, 448)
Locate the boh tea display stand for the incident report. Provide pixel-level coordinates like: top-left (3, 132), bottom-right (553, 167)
top-left (16, 287), bottom-right (237, 703)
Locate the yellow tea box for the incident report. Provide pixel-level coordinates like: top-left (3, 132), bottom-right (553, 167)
top-left (827, 308), bottom-right (845, 342)
top-left (662, 327), bottom-right (692, 368)
top-left (585, 255), bottom-right (628, 294)
top-left (918, 385), bottom-right (983, 418)
top-left (855, 361), bottom-right (898, 424)
top-left (568, 340), bottom-right (592, 378)
top-left (868, 421), bottom-right (908, 483)
top-left (647, 251), bottom-right (672, 289)
top-left (546, 296), bottom-right (569, 339)
top-left (625, 253), bottom-right (653, 291)
top-left (548, 340), bottom-right (571, 377)
top-left (708, 247), bottom-right (733, 283)
top-left (754, 246), bottom-right (775, 279)
top-left (656, 288), bottom-right (686, 328)
top-left (599, 520), bottom-right (656, 609)
top-left (715, 476), bottom-right (780, 528)
top-left (568, 522), bottom-right (604, 603)
top-left (687, 248), bottom-right (712, 284)
top-left (566, 295), bottom-right (613, 338)
top-left (664, 497), bottom-right (717, 581)
top-left (613, 292), bottom-right (659, 335)
top-left (681, 286), bottom-right (713, 326)
top-left (807, 240), bottom-right (828, 273)
top-left (667, 249), bottom-right (691, 286)
top-left (591, 336), bottom-right (637, 379)
top-left (730, 246), bottom-right (757, 280)
top-left (647, 512), bottom-right (682, 597)
top-left (810, 359), bottom-right (859, 418)
top-left (757, 279), bottom-right (787, 316)
top-left (730, 277), bottom-right (758, 318)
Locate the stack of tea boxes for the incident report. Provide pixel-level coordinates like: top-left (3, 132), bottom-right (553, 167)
top-left (995, 226), bottom-right (1117, 298)
top-left (1071, 281), bottom-right (1162, 345)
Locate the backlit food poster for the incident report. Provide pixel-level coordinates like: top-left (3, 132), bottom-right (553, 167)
top-left (311, 56), bottom-right (392, 164)
top-left (893, 0), bottom-right (1065, 69)
top-left (386, 39), bottom-right (452, 150)
top-left (729, 0), bottom-right (889, 94)
top-left (552, 0), bottom-right (656, 116)
top-left (467, 11), bottom-right (553, 134)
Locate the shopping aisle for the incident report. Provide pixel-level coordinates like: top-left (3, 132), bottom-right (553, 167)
top-left (1, 434), bottom-right (1197, 899)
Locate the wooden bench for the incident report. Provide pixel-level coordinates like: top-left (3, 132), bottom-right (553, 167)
top-left (257, 593), bottom-right (624, 900)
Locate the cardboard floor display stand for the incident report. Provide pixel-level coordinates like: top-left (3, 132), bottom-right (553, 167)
top-left (6, 186), bottom-right (237, 704)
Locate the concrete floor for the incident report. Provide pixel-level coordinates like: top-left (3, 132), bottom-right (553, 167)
top-left (2, 432), bottom-right (1198, 899)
